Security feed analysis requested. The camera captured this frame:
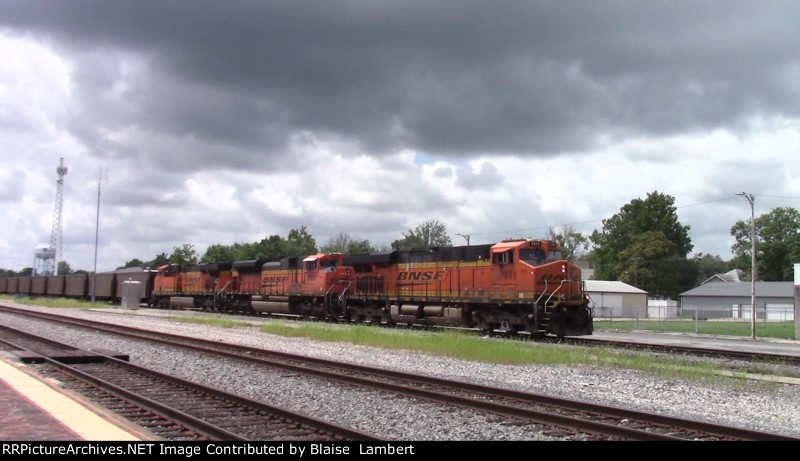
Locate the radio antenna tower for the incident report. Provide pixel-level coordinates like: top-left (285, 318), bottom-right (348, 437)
top-left (50, 157), bottom-right (68, 275)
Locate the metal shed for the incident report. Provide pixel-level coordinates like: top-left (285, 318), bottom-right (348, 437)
top-left (585, 280), bottom-right (648, 318)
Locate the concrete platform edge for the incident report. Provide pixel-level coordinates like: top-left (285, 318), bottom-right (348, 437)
top-left (0, 355), bottom-right (153, 441)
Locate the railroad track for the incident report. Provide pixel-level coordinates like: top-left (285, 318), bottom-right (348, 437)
top-left (131, 303), bottom-right (800, 367)
top-left (2, 304), bottom-right (796, 441)
top-left (0, 323), bottom-right (380, 441)
top-left (170, 303), bottom-right (800, 367)
top-left (179, 306), bottom-right (800, 367)
top-left (6, 297), bottom-right (797, 367)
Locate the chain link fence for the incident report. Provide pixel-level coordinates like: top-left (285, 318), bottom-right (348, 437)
top-left (593, 303), bottom-right (795, 338)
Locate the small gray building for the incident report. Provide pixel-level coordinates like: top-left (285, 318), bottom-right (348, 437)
top-left (585, 280), bottom-right (648, 318)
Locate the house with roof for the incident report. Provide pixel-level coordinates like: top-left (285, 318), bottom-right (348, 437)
top-left (679, 280), bottom-right (794, 321)
top-left (700, 268), bottom-right (744, 284)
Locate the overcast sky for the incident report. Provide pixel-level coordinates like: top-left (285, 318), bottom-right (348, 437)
top-left (1, 1), bottom-right (798, 273)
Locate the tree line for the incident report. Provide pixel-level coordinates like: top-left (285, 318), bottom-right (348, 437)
top-left (115, 221), bottom-right (454, 268)
top-left (3, 192), bottom-right (798, 300)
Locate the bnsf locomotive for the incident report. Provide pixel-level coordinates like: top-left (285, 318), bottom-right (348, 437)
top-left (151, 239), bottom-right (593, 337)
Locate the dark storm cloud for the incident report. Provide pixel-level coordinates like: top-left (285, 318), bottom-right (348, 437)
top-left (2, 1), bottom-right (799, 161)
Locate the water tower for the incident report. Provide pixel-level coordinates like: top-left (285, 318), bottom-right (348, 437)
top-left (33, 244), bottom-right (55, 276)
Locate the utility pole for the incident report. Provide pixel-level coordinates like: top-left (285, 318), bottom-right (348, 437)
top-left (456, 233), bottom-right (471, 246)
top-left (736, 192), bottom-right (756, 340)
top-left (92, 168), bottom-right (108, 304)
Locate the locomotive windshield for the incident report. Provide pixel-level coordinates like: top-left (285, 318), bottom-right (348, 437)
top-left (320, 259), bottom-right (337, 269)
top-left (520, 249), bottom-right (563, 265)
top-left (520, 249), bottom-right (545, 264)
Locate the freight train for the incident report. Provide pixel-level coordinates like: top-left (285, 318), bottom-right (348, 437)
top-left (0, 269), bottom-right (155, 304)
top-left (1, 239), bottom-right (593, 337)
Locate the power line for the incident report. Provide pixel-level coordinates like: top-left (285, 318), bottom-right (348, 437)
top-left (756, 195), bottom-right (800, 200)
top-left (675, 196), bottom-right (739, 209)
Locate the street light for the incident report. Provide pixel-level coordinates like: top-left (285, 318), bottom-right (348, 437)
top-left (736, 192), bottom-right (756, 340)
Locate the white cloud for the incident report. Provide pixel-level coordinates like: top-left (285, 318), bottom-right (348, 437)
top-left (3, 112), bottom-right (798, 273)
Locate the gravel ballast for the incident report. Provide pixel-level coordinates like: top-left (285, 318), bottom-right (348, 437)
top-left (1, 304), bottom-right (798, 440)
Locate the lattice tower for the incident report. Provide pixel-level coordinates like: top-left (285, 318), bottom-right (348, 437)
top-left (50, 158), bottom-right (68, 275)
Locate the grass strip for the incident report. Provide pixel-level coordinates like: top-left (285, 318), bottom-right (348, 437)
top-left (259, 321), bottom-right (727, 380)
top-left (169, 315), bottom-right (250, 328)
top-left (0, 294), bottom-right (101, 309)
top-left (597, 320), bottom-right (795, 339)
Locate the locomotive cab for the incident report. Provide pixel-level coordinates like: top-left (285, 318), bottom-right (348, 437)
top-left (152, 264), bottom-right (194, 309)
top-left (294, 254), bottom-right (353, 318)
top-left (154, 264), bottom-right (180, 292)
top-left (488, 239), bottom-right (593, 336)
top-left (301, 254), bottom-right (352, 295)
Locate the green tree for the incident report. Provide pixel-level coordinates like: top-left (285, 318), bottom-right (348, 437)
top-left (321, 232), bottom-right (375, 254)
top-left (392, 220), bottom-right (452, 250)
top-left (548, 225), bottom-right (589, 261)
top-left (170, 244), bottom-right (199, 265)
top-left (731, 207), bottom-right (800, 281)
top-left (57, 261), bottom-right (73, 275)
top-left (146, 253), bottom-right (170, 268)
top-left (613, 231), bottom-right (698, 298)
top-left (691, 253), bottom-right (733, 284)
top-left (347, 239), bottom-right (375, 254)
top-left (285, 226), bottom-right (317, 256)
top-left (590, 191), bottom-right (693, 294)
top-left (201, 244), bottom-right (237, 263)
top-left (117, 258), bottom-right (145, 270)
top-left (257, 235), bottom-right (288, 259)
top-left (198, 227), bottom-right (318, 263)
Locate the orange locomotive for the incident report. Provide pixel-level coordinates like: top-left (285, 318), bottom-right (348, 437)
top-left (345, 239), bottom-right (592, 337)
top-left (151, 239), bottom-right (593, 337)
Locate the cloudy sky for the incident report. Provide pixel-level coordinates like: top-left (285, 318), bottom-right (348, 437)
top-left (1, 1), bottom-right (799, 273)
